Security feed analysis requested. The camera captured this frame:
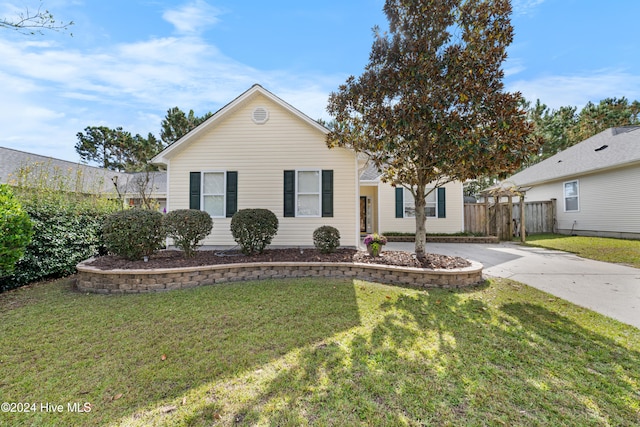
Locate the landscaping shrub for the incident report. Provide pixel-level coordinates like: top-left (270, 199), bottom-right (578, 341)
top-left (102, 209), bottom-right (164, 260)
top-left (163, 209), bottom-right (213, 258)
top-left (0, 202), bottom-right (114, 292)
top-left (0, 185), bottom-right (33, 278)
top-left (230, 209), bottom-right (279, 255)
top-left (313, 225), bottom-right (341, 254)
top-left (1, 162), bottom-right (120, 292)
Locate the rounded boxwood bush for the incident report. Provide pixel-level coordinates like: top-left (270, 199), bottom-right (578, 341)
top-left (313, 225), bottom-right (341, 254)
top-left (102, 209), bottom-right (164, 260)
top-left (0, 184), bottom-right (33, 277)
top-left (163, 209), bottom-right (213, 258)
top-left (230, 209), bottom-right (278, 255)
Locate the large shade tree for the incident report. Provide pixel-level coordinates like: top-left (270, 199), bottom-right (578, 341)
top-left (160, 107), bottom-right (213, 146)
top-left (75, 126), bottom-right (164, 172)
top-left (327, 0), bottom-right (539, 258)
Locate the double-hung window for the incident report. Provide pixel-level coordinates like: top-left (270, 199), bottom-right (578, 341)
top-left (203, 172), bottom-right (226, 217)
top-left (403, 188), bottom-right (437, 218)
top-left (564, 180), bottom-right (579, 212)
top-left (283, 170), bottom-right (333, 218)
top-left (189, 171), bottom-right (237, 218)
top-left (296, 170), bottom-right (321, 217)
top-left (395, 187), bottom-right (446, 218)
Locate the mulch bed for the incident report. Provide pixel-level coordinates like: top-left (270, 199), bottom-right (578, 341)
top-left (86, 248), bottom-right (471, 271)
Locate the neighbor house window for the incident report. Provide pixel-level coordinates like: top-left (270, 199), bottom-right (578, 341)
top-left (403, 188), bottom-right (437, 218)
top-left (296, 170), bottom-right (321, 217)
top-left (203, 172), bottom-right (226, 217)
top-left (564, 180), bottom-right (579, 212)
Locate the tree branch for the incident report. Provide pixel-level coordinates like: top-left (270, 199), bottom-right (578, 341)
top-left (0, 3), bottom-right (73, 35)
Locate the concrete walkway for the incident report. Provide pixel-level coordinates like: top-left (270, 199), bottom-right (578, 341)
top-left (386, 241), bottom-right (640, 329)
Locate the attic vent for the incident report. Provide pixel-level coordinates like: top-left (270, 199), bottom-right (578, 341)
top-left (252, 107), bottom-right (269, 124)
top-left (594, 144), bottom-right (608, 152)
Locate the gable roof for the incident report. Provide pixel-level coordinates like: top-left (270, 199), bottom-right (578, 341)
top-left (503, 126), bottom-right (640, 187)
top-left (152, 84), bottom-right (330, 165)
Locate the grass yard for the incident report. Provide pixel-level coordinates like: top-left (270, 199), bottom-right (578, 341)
top-left (525, 234), bottom-right (640, 268)
top-left (1, 277), bottom-right (639, 426)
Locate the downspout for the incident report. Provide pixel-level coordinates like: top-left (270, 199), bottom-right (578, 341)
top-left (164, 159), bottom-right (171, 249)
top-left (355, 156), bottom-right (362, 249)
top-left (460, 182), bottom-right (464, 232)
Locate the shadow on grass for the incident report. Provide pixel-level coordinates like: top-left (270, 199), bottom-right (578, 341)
top-left (0, 278), bottom-right (361, 426)
top-left (225, 285), bottom-right (640, 426)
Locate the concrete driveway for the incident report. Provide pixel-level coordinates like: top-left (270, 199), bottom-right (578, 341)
top-left (386, 241), bottom-right (640, 329)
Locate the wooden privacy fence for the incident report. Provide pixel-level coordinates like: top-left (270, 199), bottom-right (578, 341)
top-left (464, 203), bottom-right (487, 235)
top-left (464, 200), bottom-right (556, 240)
top-left (513, 200), bottom-right (557, 236)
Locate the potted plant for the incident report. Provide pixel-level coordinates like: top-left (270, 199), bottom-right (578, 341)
top-left (363, 233), bottom-right (387, 257)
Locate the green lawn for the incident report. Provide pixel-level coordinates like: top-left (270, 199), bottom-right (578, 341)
top-left (525, 234), bottom-right (640, 268)
top-left (1, 277), bottom-right (639, 426)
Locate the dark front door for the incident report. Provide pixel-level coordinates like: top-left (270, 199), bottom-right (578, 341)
top-left (360, 196), bottom-right (367, 233)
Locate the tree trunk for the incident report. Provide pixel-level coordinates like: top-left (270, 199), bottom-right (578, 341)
top-left (414, 185), bottom-right (427, 260)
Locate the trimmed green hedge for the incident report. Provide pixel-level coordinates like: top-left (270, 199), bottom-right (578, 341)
top-left (0, 202), bottom-right (113, 292)
top-left (102, 209), bottom-right (165, 261)
top-left (313, 225), bottom-right (341, 254)
top-left (230, 209), bottom-right (279, 255)
top-left (164, 209), bottom-right (213, 258)
top-left (0, 162), bottom-right (120, 293)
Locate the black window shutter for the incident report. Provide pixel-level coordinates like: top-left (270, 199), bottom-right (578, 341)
top-left (283, 170), bottom-right (295, 217)
top-left (321, 170), bottom-right (333, 217)
top-left (395, 187), bottom-right (404, 218)
top-left (189, 172), bottom-right (201, 210)
top-left (226, 171), bottom-right (238, 217)
top-left (437, 187), bottom-right (446, 218)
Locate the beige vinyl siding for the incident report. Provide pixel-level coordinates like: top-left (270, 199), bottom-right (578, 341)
top-left (525, 164), bottom-right (640, 235)
top-left (378, 180), bottom-right (464, 234)
top-left (166, 93), bottom-right (358, 247)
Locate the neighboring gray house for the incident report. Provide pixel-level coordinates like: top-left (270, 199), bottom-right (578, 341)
top-left (0, 146), bottom-right (167, 211)
top-left (501, 126), bottom-right (640, 239)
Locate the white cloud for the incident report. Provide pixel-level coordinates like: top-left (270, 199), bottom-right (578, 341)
top-left (0, 15), bottom-right (342, 161)
top-left (512, 0), bottom-right (545, 16)
top-left (503, 59), bottom-right (526, 78)
top-left (507, 70), bottom-right (640, 110)
top-left (162, 0), bottom-right (223, 35)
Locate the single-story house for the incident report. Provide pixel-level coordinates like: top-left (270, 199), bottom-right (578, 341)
top-left (0, 146), bottom-right (167, 211)
top-left (500, 126), bottom-right (640, 239)
top-left (152, 84), bottom-right (464, 248)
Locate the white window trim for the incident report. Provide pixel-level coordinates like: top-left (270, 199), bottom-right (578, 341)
top-left (295, 169), bottom-right (321, 218)
top-left (403, 187), bottom-right (438, 219)
top-left (563, 180), bottom-right (580, 212)
top-left (202, 171), bottom-right (226, 218)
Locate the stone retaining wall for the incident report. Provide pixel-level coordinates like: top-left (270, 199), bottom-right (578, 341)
top-left (76, 260), bottom-right (484, 294)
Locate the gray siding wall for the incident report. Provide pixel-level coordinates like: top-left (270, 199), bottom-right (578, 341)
top-left (525, 164), bottom-right (640, 236)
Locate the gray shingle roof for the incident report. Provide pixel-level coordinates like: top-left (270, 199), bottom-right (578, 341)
top-left (0, 146), bottom-right (166, 195)
top-left (503, 126), bottom-right (640, 187)
top-left (360, 162), bottom-right (382, 181)
top-left (121, 171), bottom-right (167, 194)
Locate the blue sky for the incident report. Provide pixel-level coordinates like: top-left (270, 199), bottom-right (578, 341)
top-left (1, 0), bottom-right (639, 162)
